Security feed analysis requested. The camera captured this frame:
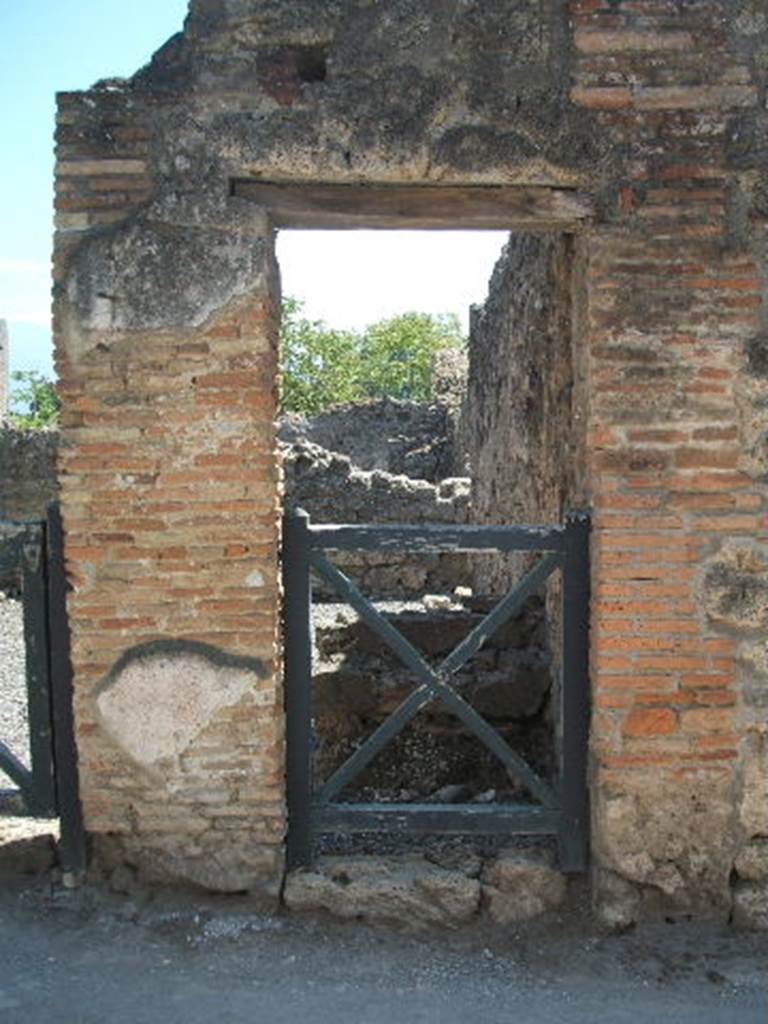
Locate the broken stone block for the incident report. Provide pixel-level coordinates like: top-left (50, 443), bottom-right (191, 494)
top-left (480, 847), bottom-right (565, 924)
top-left (593, 867), bottom-right (642, 930)
top-left (284, 855), bottom-right (481, 929)
top-left (735, 841), bottom-right (768, 882)
top-left (0, 818), bottom-right (57, 876)
top-left (739, 729), bottom-right (768, 837)
top-left (593, 776), bottom-right (735, 919)
top-left (702, 541), bottom-right (768, 631)
top-left (732, 881), bottom-right (768, 930)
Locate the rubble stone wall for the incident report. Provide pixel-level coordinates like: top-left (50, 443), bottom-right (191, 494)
top-left (281, 397), bottom-right (459, 484)
top-left (283, 438), bottom-right (470, 598)
top-left (462, 232), bottom-right (584, 594)
top-left (0, 428), bottom-right (59, 523)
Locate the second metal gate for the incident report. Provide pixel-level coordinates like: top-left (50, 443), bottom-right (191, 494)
top-left (0, 503), bottom-right (86, 879)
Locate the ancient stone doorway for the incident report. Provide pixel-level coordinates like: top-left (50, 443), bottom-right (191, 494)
top-left (243, 182), bottom-right (592, 868)
top-left (52, 1), bottom-right (768, 923)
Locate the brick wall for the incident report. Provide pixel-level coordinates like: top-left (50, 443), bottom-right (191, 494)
top-left (52, 0), bottom-right (768, 921)
top-left (54, 93), bottom-right (285, 896)
top-left (571, 0), bottom-right (768, 924)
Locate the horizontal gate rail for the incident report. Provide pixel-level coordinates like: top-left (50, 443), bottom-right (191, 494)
top-left (283, 508), bottom-right (591, 874)
top-left (306, 522), bottom-right (566, 553)
top-left (316, 804), bottom-right (561, 836)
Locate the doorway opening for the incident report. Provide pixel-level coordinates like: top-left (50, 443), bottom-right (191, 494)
top-left (242, 183), bottom-right (590, 867)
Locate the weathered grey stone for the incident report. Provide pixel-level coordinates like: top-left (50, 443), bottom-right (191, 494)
top-left (739, 728), bottom-right (768, 836)
top-left (732, 881), bottom-right (768, 930)
top-left (735, 841), bottom-right (768, 882)
top-left (460, 233), bottom-right (584, 597)
top-left (745, 332), bottom-right (768, 378)
top-left (107, 862), bottom-right (142, 896)
top-left (0, 427), bottom-right (59, 522)
top-left (703, 541), bottom-right (768, 632)
top-left (593, 776), bottom-right (736, 920)
top-left (282, 436), bottom-right (471, 599)
top-left (94, 833), bottom-right (283, 904)
top-left (284, 855), bottom-right (481, 929)
top-left (739, 640), bottom-right (768, 706)
top-left (0, 819), bottom-right (57, 876)
top-left (481, 847), bottom-right (566, 924)
top-left (136, 0), bottom-right (606, 185)
top-left (468, 663), bottom-right (550, 720)
top-left (280, 397), bottom-right (461, 482)
top-left (159, 845), bottom-right (282, 899)
top-left (593, 868), bottom-right (642, 931)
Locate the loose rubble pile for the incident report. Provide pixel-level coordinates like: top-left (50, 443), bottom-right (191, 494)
top-left (311, 598), bottom-right (552, 801)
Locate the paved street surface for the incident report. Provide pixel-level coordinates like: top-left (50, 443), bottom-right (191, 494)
top-left (0, 875), bottom-right (766, 1024)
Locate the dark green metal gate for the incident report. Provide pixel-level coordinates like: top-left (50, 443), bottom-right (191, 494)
top-left (0, 503), bottom-right (86, 878)
top-left (283, 509), bottom-right (590, 873)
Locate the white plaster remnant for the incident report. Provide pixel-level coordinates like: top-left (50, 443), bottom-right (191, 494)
top-left (246, 569), bottom-right (265, 587)
top-left (96, 651), bottom-right (258, 772)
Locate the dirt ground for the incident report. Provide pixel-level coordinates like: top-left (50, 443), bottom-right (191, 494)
top-left (1, 846), bottom-right (766, 1024)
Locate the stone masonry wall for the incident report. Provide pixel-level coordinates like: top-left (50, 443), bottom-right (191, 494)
top-left (280, 397), bottom-right (457, 484)
top-left (0, 428), bottom-right (59, 524)
top-left (462, 232), bottom-right (584, 594)
top-left (52, 0), bottom-right (768, 924)
top-left (282, 437), bottom-right (470, 598)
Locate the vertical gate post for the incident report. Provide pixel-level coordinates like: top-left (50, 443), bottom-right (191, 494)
top-left (558, 509), bottom-right (591, 872)
top-left (46, 502), bottom-right (87, 882)
top-left (21, 522), bottom-right (56, 817)
top-left (283, 508), bottom-right (314, 870)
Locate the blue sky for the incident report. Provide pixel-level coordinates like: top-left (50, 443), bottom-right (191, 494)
top-left (1, 1), bottom-right (506, 382)
top-left (1, 1), bottom-right (189, 378)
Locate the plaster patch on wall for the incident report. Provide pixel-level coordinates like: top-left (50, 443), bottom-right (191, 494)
top-left (95, 640), bottom-right (267, 774)
top-left (63, 215), bottom-right (269, 361)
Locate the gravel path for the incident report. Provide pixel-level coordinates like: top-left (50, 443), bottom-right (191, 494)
top-left (0, 594), bottom-right (29, 789)
top-left (0, 877), bottom-right (765, 1024)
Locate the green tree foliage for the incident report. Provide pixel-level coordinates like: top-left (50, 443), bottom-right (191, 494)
top-left (359, 311), bottom-right (464, 402)
top-left (281, 297), bottom-right (362, 415)
top-left (9, 371), bottom-right (60, 429)
top-left (281, 299), bottom-right (464, 414)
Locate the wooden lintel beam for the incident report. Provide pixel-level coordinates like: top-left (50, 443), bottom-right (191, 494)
top-left (231, 181), bottom-right (594, 230)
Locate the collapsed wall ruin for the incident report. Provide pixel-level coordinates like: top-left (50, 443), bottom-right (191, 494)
top-left (49, 0), bottom-right (768, 927)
